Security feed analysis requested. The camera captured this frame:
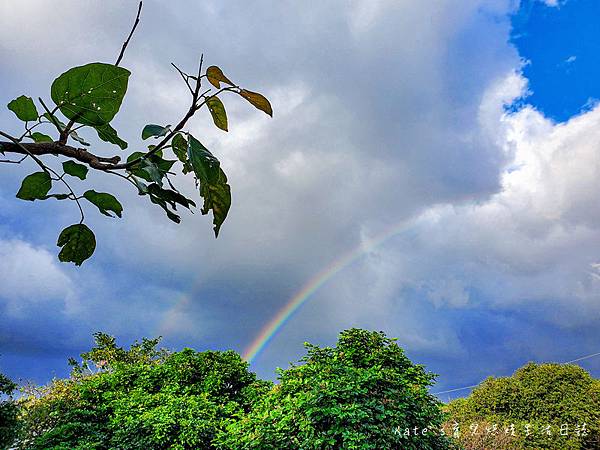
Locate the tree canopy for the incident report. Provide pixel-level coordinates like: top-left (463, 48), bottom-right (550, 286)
top-left (446, 362), bottom-right (600, 449)
top-left (10, 329), bottom-right (457, 450)
top-left (218, 328), bottom-right (456, 450)
top-left (0, 371), bottom-right (18, 449)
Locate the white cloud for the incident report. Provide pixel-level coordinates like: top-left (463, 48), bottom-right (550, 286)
top-left (353, 71), bottom-right (600, 328)
top-left (0, 239), bottom-right (78, 316)
top-left (543, 0), bottom-right (560, 7)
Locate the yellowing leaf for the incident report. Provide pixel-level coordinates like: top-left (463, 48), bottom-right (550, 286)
top-left (239, 89), bottom-right (272, 117)
top-left (206, 96), bottom-right (228, 132)
top-left (206, 66), bottom-right (234, 89)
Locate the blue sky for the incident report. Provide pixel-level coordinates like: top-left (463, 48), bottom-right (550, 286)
top-left (1, 0), bottom-right (600, 399)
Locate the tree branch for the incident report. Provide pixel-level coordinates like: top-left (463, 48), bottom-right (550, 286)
top-left (115, 1), bottom-right (143, 67)
top-left (0, 140), bottom-right (121, 170)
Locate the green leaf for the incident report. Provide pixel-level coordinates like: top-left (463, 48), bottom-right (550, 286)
top-left (131, 176), bottom-right (149, 195)
top-left (43, 193), bottom-right (70, 200)
top-left (171, 133), bottom-right (192, 174)
top-left (7, 95), bottom-right (38, 121)
top-left (200, 168), bottom-right (231, 237)
top-left (41, 112), bottom-right (91, 146)
top-left (147, 190), bottom-right (181, 223)
top-left (50, 62), bottom-right (131, 126)
top-left (57, 224), bottom-right (96, 266)
top-left (69, 129), bottom-right (90, 146)
top-left (142, 124), bottom-right (171, 140)
top-left (127, 151), bottom-right (175, 185)
top-left (206, 66), bottom-right (234, 89)
top-left (16, 172), bottom-right (52, 201)
top-left (147, 183), bottom-right (195, 210)
top-left (206, 96), bottom-right (228, 131)
top-left (63, 161), bottom-right (88, 180)
top-left (187, 135), bottom-right (231, 237)
top-left (95, 123), bottom-right (128, 150)
top-left (187, 135), bottom-right (220, 183)
top-left (83, 190), bottom-right (123, 218)
top-left (239, 89), bottom-right (273, 117)
top-left (43, 112), bottom-right (66, 130)
top-left (29, 132), bottom-right (53, 143)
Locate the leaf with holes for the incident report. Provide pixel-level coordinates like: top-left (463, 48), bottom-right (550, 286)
top-left (200, 168), bottom-right (231, 237)
top-left (239, 89), bottom-right (273, 117)
top-left (57, 224), bottom-right (96, 266)
top-left (171, 133), bottom-right (192, 174)
top-left (206, 96), bottom-right (228, 131)
top-left (63, 161), bottom-right (88, 180)
top-left (83, 190), bottom-right (123, 218)
top-left (206, 66), bottom-right (234, 89)
top-left (187, 135), bottom-right (231, 237)
top-left (8, 95), bottom-right (38, 121)
top-left (51, 62), bottom-right (130, 126)
top-left (16, 172), bottom-right (52, 201)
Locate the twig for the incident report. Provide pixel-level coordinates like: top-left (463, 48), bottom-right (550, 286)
top-left (48, 168), bottom-right (85, 224)
top-left (0, 131), bottom-right (50, 175)
top-left (171, 63), bottom-right (195, 96)
top-left (38, 98), bottom-right (63, 134)
top-left (0, 157), bottom-right (26, 164)
top-left (60, 118), bottom-right (76, 144)
top-left (193, 54), bottom-right (204, 98)
top-left (115, 1), bottom-right (143, 66)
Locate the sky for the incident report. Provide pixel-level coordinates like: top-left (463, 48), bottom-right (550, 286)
top-left (1, 0), bottom-right (600, 399)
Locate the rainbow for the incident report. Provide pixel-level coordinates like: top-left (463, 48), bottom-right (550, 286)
top-left (242, 219), bottom-right (416, 363)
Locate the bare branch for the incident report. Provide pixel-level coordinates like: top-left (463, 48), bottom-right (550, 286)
top-left (47, 166), bottom-right (85, 224)
top-left (171, 63), bottom-right (195, 96)
top-left (115, 1), bottom-right (143, 67)
top-left (0, 140), bottom-right (121, 170)
top-left (0, 156), bottom-right (27, 164)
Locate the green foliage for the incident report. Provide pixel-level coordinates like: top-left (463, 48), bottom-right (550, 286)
top-left (7, 95), bottom-right (38, 122)
top-left (1, 3), bottom-right (272, 265)
top-left (16, 333), bottom-right (269, 450)
top-left (16, 172), bottom-right (52, 201)
top-left (141, 124), bottom-right (171, 140)
top-left (57, 223), bottom-right (96, 266)
top-left (187, 135), bottom-right (231, 237)
top-left (29, 132), bottom-right (53, 143)
top-left (62, 161), bottom-right (88, 180)
top-left (50, 62), bottom-right (130, 127)
top-left (0, 371), bottom-right (19, 449)
top-left (83, 190), bottom-right (123, 218)
top-left (446, 362), bottom-right (600, 449)
top-left (217, 329), bottom-right (456, 450)
top-left (95, 123), bottom-right (128, 149)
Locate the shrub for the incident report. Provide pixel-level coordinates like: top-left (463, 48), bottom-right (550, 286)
top-left (445, 362), bottom-right (600, 449)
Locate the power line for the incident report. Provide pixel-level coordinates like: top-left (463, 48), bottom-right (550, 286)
top-left (432, 349), bottom-right (600, 396)
top-left (563, 350), bottom-right (600, 364)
